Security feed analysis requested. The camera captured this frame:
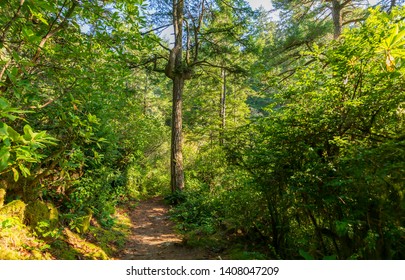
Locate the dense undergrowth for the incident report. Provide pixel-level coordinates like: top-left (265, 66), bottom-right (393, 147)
top-left (0, 197), bottom-right (132, 259)
top-left (167, 8), bottom-right (405, 260)
top-left (0, 1), bottom-right (404, 260)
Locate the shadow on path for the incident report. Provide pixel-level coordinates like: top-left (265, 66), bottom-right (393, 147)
top-left (116, 197), bottom-right (208, 260)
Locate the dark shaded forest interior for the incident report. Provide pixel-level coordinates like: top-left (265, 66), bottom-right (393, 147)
top-left (0, 0), bottom-right (404, 259)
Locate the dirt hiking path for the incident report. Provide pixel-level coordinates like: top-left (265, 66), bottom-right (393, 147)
top-left (116, 197), bottom-right (209, 260)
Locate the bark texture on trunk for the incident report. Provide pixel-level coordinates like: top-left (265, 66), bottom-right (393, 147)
top-left (219, 68), bottom-right (226, 146)
top-left (331, 0), bottom-right (342, 39)
top-left (167, 0), bottom-right (187, 192)
top-left (170, 75), bottom-right (185, 192)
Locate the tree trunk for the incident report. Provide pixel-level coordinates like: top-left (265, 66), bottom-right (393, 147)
top-left (166, 0), bottom-right (186, 192)
top-left (170, 75), bottom-right (185, 192)
top-left (331, 0), bottom-right (342, 39)
top-left (389, 0), bottom-right (397, 13)
top-left (143, 76), bottom-right (148, 115)
top-left (219, 68), bottom-right (226, 145)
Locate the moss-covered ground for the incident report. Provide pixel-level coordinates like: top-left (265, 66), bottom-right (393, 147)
top-left (0, 200), bottom-right (132, 260)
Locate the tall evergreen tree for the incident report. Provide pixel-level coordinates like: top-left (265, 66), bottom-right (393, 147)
top-left (145, 0), bottom-right (255, 192)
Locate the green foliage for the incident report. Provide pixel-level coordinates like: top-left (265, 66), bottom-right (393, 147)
top-left (1, 0), bottom-right (403, 261)
top-left (224, 7), bottom-right (405, 259)
top-left (0, 200), bottom-right (26, 221)
top-left (169, 167), bottom-right (272, 258)
top-left (62, 228), bottom-right (109, 260)
top-left (65, 168), bottom-right (125, 228)
top-left (229, 249), bottom-right (268, 260)
top-left (86, 208), bottom-right (132, 256)
top-left (169, 188), bottom-right (219, 234)
top-left (123, 111), bottom-right (171, 198)
top-left (0, 109), bottom-right (57, 180)
top-left (0, 211), bottom-right (53, 259)
top-left (0, 0), bottom-right (160, 259)
top-left (34, 220), bottom-right (61, 240)
top-left (24, 201), bottom-right (60, 241)
top-left (25, 201), bottom-right (58, 229)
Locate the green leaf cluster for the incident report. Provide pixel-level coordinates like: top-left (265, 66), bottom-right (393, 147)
top-left (224, 7), bottom-right (405, 259)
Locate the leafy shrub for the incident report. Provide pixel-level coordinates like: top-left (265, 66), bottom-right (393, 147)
top-left (224, 7), bottom-right (405, 259)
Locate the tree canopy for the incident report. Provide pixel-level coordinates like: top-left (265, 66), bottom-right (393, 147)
top-left (0, 0), bottom-right (404, 260)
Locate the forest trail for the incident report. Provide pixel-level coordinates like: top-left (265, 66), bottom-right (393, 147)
top-left (115, 197), bottom-right (208, 260)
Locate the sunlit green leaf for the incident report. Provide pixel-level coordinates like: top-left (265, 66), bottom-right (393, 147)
top-left (6, 126), bottom-right (20, 142)
top-left (12, 167), bottom-right (19, 182)
top-left (18, 163), bottom-right (31, 177)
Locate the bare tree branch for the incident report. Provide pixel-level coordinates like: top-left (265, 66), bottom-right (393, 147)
top-left (32, 0), bottom-right (78, 64)
top-left (0, 0), bottom-right (25, 43)
top-left (141, 23), bottom-right (172, 36)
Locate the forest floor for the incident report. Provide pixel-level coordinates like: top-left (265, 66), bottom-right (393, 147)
top-left (115, 197), bottom-right (212, 260)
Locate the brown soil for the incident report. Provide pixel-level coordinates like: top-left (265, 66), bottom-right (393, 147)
top-left (116, 196), bottom-right (209, 260)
